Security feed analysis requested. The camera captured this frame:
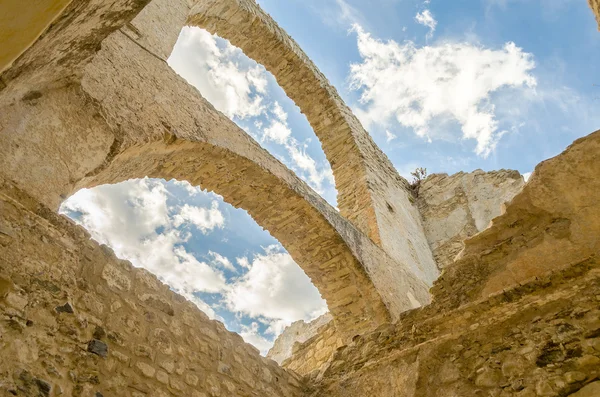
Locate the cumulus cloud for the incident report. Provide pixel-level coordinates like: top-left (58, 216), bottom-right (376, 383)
top-left (173, 201), bottom-right (225, 232)
top-left (226, 245), bottom-right (327, 337)
top-left (385, 130), bottom-right (397, 142)
top-left (349, 25), bottom-right (537, 157)
top-left (415, 9), bottom-right (437, 39)
top-left (169, 28), bottom-right (335, 199)
top-left (168, 27), bottom-right (268, 119)
top-left (238, 322), bottom-right (274, 355)
top-left (208, 251), bottom-right (236, 271)
top-left (59, 179), bottom-right (227, 317)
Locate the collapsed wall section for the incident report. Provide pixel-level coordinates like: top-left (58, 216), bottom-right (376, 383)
top-left (267, 314), bottom-right (333, 365)
top-left (0, 178), bottom-right (304, 397)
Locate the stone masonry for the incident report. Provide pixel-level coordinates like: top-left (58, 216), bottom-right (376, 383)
top-left (0, 0), bottom-right (599, 396)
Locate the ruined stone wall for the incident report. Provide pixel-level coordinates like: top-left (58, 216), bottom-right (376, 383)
top-left (267, 314), bottom-right (333, 365)
top-left (418, 170), bottom-right (524, 269)
top-left (310, 259), bottom-right (600, 397)
top-left (0, 178), bottom-right (305, 397)
top-left (281, 321), bottom-right (344, 377)
top-left (309, 129), bottom-right (600, 396)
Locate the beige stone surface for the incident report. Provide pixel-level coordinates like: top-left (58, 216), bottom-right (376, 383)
top-left (418, 169), bottom-right (524, 268)
top-left (0, 0), bottom-right (73, 73)
top-left (267, 313), bottom-right (333, 365)
top-left (311, 257), bottom-right (600, 397)
top-left (282, 319), bottom-right (344, 376)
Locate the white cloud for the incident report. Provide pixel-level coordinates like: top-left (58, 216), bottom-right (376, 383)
top-left (415, 9), bottom-right (437, 39)
top-left (349, 25), bottom-right (537, 158)
top-left (238, 322), bottom-right (274, 355)
top-left (173, 201), bottom-right (225, 233)
top-left (208, 251), bottom-right (236, 271)
top-left (61, 180), bottom-right (329, 352)
top-left (385, 130), bottom-right (397, 142)
top-left (257, 103), bottom-right (335, 194)
top-left (263, 119), bottom-right (292, 144)
top-left (236, 256), bottom-right (251, 269)
top-left (225, 245), bottom-right (327, 337)
top-left (59, 179), bottom-right (227, 317)
top-left (173, 180), bottom-right (201, 196)
top-left (522, 172), bottom-right (532, 182)
top-left (168, 27), bottom-right (268, 119)
top-left (169, 29), bottom-right (335, 199)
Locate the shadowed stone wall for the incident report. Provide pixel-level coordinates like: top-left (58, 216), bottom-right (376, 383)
top-left (0, 0), bottom-right (74, 73)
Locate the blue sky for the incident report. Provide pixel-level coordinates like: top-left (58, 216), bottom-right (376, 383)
top-left (62, 0), bottom-right (600, 354)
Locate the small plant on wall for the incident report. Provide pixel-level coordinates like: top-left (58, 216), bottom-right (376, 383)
top-left (409, 167), bottom-right (427, 197)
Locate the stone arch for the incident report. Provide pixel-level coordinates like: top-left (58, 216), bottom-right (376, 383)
top-left (79, 138), bottom-right (391, 337)
top-left (187, 0), bottom-right (441, 286)
top-left (187, 0), bottom-right (381, 242)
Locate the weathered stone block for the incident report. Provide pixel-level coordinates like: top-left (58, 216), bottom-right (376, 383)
top-left (87, 339), bottom-right (108, 358)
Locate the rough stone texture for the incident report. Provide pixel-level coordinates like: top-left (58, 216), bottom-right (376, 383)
top-left (310, 257), bottom-right (600, 397)
top-left (307, 130), bottom-right (600, 395)
top-left (0, 0), bottom-right (73, 73)
top-left (0, 178), bottom-right (304, 397)
top-left (589, 0), bottom-right (600, 29)
top-left (267, 313), bottom-right (333, 365)
top-left (189, 0), bottom-right (440, 288)
top-left (418, 170), bottom-right (525, 268)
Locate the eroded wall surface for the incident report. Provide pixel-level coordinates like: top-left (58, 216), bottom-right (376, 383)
top-left (309, 130), bottom-right (600, 396)
top-left (282, 320), bottom-right (344, 377)
top-left (418, 170), bottom-right (524, 268)
top-left (0, 178), bottom-right (304, 397)
top-left (311, 260), bottom-right (600, 397)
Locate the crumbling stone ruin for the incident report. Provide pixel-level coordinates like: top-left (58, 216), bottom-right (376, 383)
top-left (1, 0), bottom-right (599, 396)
